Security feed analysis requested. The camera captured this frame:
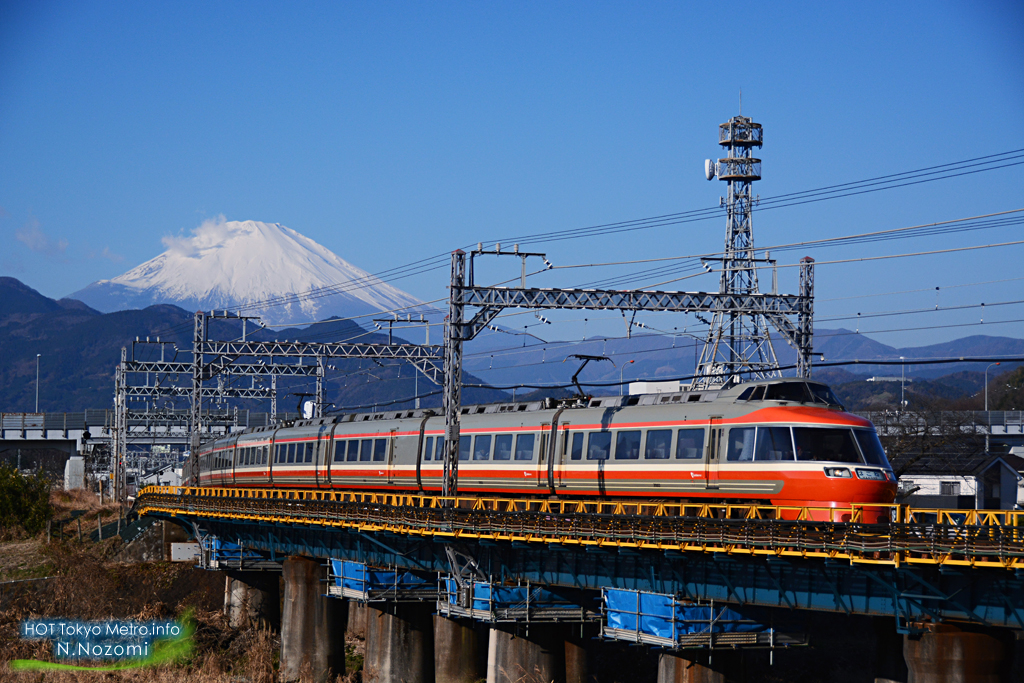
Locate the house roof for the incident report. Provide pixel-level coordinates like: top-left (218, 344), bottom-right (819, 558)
top-left (896, 452), bottom-right (1024, 477)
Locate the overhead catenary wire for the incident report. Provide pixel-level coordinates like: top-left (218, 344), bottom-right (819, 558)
top-left (205, 150), bottom-right (1024, 315)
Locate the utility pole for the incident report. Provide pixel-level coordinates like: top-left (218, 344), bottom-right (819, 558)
top-left (985, 362), bottom-right (1000, 454)
top-left (35, 353), bottom-right (41, 412)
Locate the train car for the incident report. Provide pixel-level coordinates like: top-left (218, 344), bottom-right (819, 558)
top-left (190, 378), bottom-right (897, 519)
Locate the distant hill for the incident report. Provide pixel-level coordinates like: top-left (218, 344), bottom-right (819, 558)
top-left (0, 278), bottom-right (504, 413)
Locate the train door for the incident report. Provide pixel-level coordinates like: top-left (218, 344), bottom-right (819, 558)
top-left (705, 418), bottom-right (723, 490)
top-left (554, 423), bottom-right (570, 490)
top-left (230, 440), bottom-right (238, 487)
top-left (386, 429), bottom-right (397, 485)
top-left (315, 424), bottom-right (330, 488)
top-left (537, 423), bottom-right (549, 488)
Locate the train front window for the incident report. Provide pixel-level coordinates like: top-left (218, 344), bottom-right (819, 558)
top-left (792, 427), bottom-right (861, 463)
top-left (754, 427), bottom-right (795, 461)
top-left (587, 432), bottom-right (611, 460)
top-left (615, 431), bottom-right (641, 460)
top-left (644, 429), bottom-right (672, 459)
top-left (474, 435), bottom-right (492, 460)
top-left (764, 382), bottom-right (813, 403)
top-left (494, 434), bottom-right (513, 460)
top-left (854, 430), bottom-right (891, 468)
top-left (808, 383), bottom-right (844, 409)
top-left (514, 434), bottom-right (535, 461)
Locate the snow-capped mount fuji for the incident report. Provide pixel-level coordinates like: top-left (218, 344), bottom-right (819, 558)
top-left (69, 219), bottom-right (425, 326)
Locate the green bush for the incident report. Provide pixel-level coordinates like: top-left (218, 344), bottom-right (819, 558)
top-left (0, 464), bottom-right (52, 535)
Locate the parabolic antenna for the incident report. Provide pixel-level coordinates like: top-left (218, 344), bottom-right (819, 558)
top-left (704, 159), bottom-right (716, 181)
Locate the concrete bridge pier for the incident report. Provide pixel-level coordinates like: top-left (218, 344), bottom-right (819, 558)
top-left (903, 625), bottom-right (1008, 683)
top-left (434, 615), bottom-right (487, 683)
top-left (657, 651), bottom-right (744, 683)
top-left (564, 624), bottom-right (598, 683)
top-left (280, 556), bottom-right (346, 683)
top-left (487, 624), bottom-right (565, 683)
top-left (348, 599), bottom-right (367, 639)
top-left (223, 571), bottom-right (280, 631)
top-left (364, 602), bottom-right (435, 683)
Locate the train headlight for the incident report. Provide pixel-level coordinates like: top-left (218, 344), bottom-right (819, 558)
top-left (824, 467), bottom-right (852, 478)
top-left (855, 468), bottom-right (886, 481)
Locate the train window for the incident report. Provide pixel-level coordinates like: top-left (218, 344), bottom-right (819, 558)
top-left (373, 439), bottom-right (387, 462)
top-left (808, 383), bottom-right (844, 409)
top-left (423, 436), bottom-right (434, 461)
top-left (435, 438), bottom-right (445, 461)
top-left (305, 443), bottom-right (314, 463)
top-left (348, 440), bottom-right (360, 462)
top-left (473, 435), bottom-right (492, 461)
top-left (615, 431), bottom-right (641, 460)
top-left (676, 429), bottom-right (705, 459)
top-left (570, 433), bottom-right (584, 460)
top-left (494, 434), bottom-right (513, 461)
top-left (792, 428), bottom-right (861, 463)
top-left (514, 434), bottom-right (535, 461)
top-left (645, 429), bottom-right (672, 459)
top-left (262, 446), bottom-right (268, 465)
top-left (334, 440), bottom-right (347, 462)
top-left (737, 385), bottom-right (766, 401)
top-left (360, 439), bottom-right (373, 462)
top-left (275, 445), bottom-right (283, 463)
top-left (754, 427), bottom-right (795, 461)
top-left (726, 428), bottom-right (756, 461)
top-left (287, 444), bottom-right (297, 463)
top-left (854, 430), bottom-right (891, 468)
top-left (587, 432), bottom-right (611, 460)
top-left (764, 382), bottom-right (813, 403)
top-left (458, 436), bottom-right (471, 461)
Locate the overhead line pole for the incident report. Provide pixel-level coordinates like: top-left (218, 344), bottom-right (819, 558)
top-left (439, 249), bottom-right (813, 498)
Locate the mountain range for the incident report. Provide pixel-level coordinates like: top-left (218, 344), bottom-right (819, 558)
top-left (69, 219), bottom-right (426, 327)
top-left (0, 277), bottom-right (503, 413)
top-left (2, 276), bottom-right (1020, 413)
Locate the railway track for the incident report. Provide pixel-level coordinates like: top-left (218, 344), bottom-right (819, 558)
top-left (135, 486), bottom-right (1024, 570)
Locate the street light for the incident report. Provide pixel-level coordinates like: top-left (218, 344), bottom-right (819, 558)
top-left (35, 353), bottom-right (41, 413)
top-left (620, 360), bottom-right (635, 395)
top-left (985, 362), bottom-right (1001, 412)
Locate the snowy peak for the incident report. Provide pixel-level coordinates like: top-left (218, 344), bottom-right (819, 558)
top-left (69, 218), bottom-right (423, 326)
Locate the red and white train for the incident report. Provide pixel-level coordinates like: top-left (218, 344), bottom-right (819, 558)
top-left (186, 379), bottom-right (897, 521)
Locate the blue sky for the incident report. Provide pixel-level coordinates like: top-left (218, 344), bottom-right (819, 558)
top-left (1, 1), bottom-right (1022, 347)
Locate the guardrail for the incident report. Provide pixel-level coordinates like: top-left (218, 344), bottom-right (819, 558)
top-left (135, 486), bottom-right (1024, 570)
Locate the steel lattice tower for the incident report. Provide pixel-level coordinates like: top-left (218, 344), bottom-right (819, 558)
top-left (691, 114), bottom-right (781, 389)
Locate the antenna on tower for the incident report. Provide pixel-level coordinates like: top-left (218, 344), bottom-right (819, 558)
top-left (739, 89), bottom-right (742, 115)
top-left (691, 112), bottom-right (780, 389)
